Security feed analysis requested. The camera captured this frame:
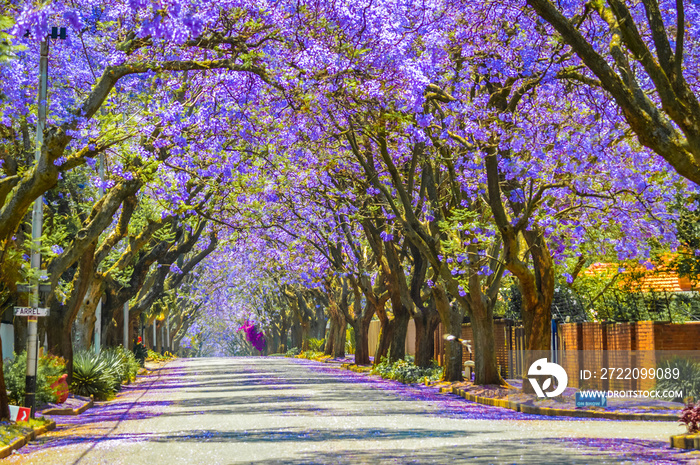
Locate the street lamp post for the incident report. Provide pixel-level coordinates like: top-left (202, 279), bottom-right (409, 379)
top-left (165, 314), bottom-right (170, 352)
top-left (123, 302), bottom-right (129, 349)
top-left (25, 27), bottom-right (66, 418)
top-left (94, 152), bottom-right (105, 355)
top-left (24, 38), bottom-right (49, 416)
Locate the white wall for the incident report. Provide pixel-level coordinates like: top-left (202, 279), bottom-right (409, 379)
top-left (1, 324), bottom-right (14, 360)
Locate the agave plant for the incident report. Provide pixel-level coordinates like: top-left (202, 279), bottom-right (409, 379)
top-left (71, 351), bottom-right (117, 400)
top-left (99, 349), bottom-right (127, 391)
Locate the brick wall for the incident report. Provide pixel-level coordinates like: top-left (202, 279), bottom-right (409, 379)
top-left (653, 322), bottom-right (700, 350)
top-left (556, 321), bottom-right (700, 391)
top-left (558, 321), bottom-right (700, 352)
top-left (435, 320), bottom-right (700, 389)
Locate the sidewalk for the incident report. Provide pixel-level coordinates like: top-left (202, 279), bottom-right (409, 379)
top-left (309, 355), bottom-right (684, 422)
top-left (5, 360), bottom-right (174, 463)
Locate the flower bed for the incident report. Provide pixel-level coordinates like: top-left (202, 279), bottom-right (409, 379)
top-left (0, 417), bottom-right (55, 458)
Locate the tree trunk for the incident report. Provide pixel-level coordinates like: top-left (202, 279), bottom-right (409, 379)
top-left (300, 320), bottom-right (310, 351)
top-left (47, 320), bottom-right (74, 383)
top-left (324, 317), bottom-right (335, 356)
top-left (73, 291), bottom-right (99, 352)
top-left (291, 323), bottom-right (302, 351)
top-left (414, 311), bottom-right (440, 367)
top-left (156, 321), bottom-right (162, 353)
top-left (443, 310), bottom-right (463, 382)
top-left (519, 233), bottom-right (555, 393)
top-left (433, 283), bottom-right (463, 382)
top-left (353, 311), bottom-right (373, 365)
top-left (373, 298), bottom-right (392, 364)
top-left (331, 318), bottom-right (346, 359)
top-left (311, 303), bottom-right (327, 339)
top-left (389, 309), bottom-right (409, 363)
top-left (46, 242), bottom-right (97, 383)
top-left (268, 328), bottom-right (280, 355)
top-left (279, 318), bottom-right (289, 353)
top-left (14, 318), bottom-right (26, 358)
top-left (471, 310), bottom-right (504, 385)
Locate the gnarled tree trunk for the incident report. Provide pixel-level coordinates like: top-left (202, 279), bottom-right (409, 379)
top-left (374, 301), bottom-right (393, 364)
top-left (433, 283), bottom-right (463, 382)
top-left (414, 310), bottom-right (440, 368)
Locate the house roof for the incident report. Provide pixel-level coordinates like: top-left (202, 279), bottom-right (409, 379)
top-left (585, 261), bottom-right (697, 293)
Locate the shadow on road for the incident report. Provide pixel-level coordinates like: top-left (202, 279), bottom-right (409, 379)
top-left (235, 437), bottom-right (685, 465)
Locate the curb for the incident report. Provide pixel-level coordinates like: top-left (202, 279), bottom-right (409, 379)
top-left (303, 358), bottom-right (679, 422)
top-left (0, 420), bottom-right (56, 459)
top-left (670, 433), bottom-right (700, 449)
top-left (40, 397), bottom-right (93, 416)
top-left (444, 385), bottom-right (679, 422)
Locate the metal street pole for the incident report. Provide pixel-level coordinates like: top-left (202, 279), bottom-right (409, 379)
top-left (93, 299), bottom-right (101, 354)
top-left (123, 302), bottom-right (129, 349)
top-left (25, 39), bottom-right (49, 417)
top-left (165, 314), bottom-right (170, 351)
top-left (152, 322), bottom-right (156, 350)
top-left (93, 153), bottom-right (105, 355)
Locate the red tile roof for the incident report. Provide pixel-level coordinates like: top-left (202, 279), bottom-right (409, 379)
top-left (585, 261), bottom-right (697, 293)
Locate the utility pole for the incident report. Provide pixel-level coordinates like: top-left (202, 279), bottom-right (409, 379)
top-left (25, 27), bottom-right (66, 418)
top-left (165, 314), bottom-right (170, 351)
top-left (25, 38), bottom-right (49, 417)
top-left (93, 152), bottom-right (105, 355)
top-left (123, 302), bottom-right (129, 349)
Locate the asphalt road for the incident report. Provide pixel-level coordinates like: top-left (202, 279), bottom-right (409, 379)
top-left (6, 357), bottom-right (694, 465)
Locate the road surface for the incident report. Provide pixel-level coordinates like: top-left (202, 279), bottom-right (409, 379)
top-left (7, 357), bottom-right (694, 464)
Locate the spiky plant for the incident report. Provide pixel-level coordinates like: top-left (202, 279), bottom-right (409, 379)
top-left (71, 351), bottom-right (116, 400)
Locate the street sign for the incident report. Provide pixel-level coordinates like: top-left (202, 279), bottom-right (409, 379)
top-left (575, 391), bottom-right (607, 407)
top-left (14, 307), bottom-right (50, 317)
top-left (9, 405), bottom-right (31, 422)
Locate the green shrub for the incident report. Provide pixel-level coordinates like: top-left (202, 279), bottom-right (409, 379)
top-left (71, 351), bottom-right (117, 400)
top-left (307, 338), bottom-right (325, 352)
top-left (116, 346), bottom-right (140, 382)
top-left (285, 347), bottom-right (300, 357)
top-left (99, 349), bottom-right (127, 392)
top-left (3, 352), bottom-right (67, 405)
top-left (656, 357), bottom-right (700, 402)
top-left (4, 354), bottom-right (26, 405)
top-left (147, 349), bottom-right (175, 362)
top-left (371, 356), bottom-right (443, 384)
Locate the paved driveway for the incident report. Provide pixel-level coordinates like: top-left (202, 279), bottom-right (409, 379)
top-left (6, 357), bottom-right (695, 464)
